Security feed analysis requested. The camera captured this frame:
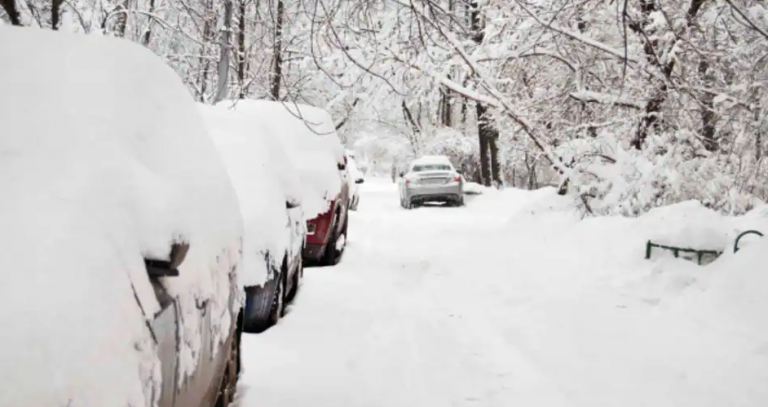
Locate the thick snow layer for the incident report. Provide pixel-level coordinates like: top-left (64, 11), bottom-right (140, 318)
top-left (217, 99), bottom-right (344, 219)
top-left (0, 27), bottom-right (242, 407)
top-left (199, 103), bottom-right (303, 286)
top-left (236, 177), bottom-right (767, 407)
top-left (642, 200), bottom-right (735, 251)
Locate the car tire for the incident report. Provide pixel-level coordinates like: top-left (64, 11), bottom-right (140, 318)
top-left (321, 217), bottom-right (341, 266)
top-left (243, 270), bottom-right (284, 333)
top-left (235, 309), bottom-right (244, 375)
top-left (285, 256), bottom-right (302, 303)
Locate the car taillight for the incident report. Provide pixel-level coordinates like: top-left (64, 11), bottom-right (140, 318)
top-left (453, 176), bottom-right (461, 182)
top-left (405, 179), bottom-right (411, 184)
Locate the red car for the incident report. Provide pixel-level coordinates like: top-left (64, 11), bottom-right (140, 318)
top-left (303, 155), bottom-right (351, 266)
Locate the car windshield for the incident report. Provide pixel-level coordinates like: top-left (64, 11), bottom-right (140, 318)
top-left (412, 164), bottom-right (451, 172)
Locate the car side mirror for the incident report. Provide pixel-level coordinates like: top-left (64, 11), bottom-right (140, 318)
top-left (355, 178), bottom-right (365, 184)
top-left (399, 172), bottom-right (404, 178)
top-left (145, 242), bottom-right (190, 278)
top-left (338, 163), bottom-right (346, 170)
top-left (286, 198), bottom-right (301, 209)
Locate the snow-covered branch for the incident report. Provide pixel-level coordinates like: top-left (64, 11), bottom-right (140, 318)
top-left (569, 90), bottom-right (645, 110)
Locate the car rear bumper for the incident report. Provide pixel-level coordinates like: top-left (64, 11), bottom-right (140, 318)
top-left (302, 243), bottom-right (326, 261)
top-left (405, 184), bottom-right (462, 202)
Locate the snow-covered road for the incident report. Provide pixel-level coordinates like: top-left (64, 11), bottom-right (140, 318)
top-left (236, 178), bottom-right (768, 407)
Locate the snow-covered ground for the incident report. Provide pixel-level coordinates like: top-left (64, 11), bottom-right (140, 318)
top-left (235, 177), bottom-right (768, 407)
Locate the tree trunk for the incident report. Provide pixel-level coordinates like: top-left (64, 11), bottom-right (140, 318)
top-left (756, 106), bottom-right (763, 161)
top-left (470, 0), bottom-right (493, 186)
top-left (440, 75), bottom-right (453, 127)
top-left (198, 0), bottom-right (215, 102)
top-left (141, 0), bottom-right (156, 45)
top-left (269, 0), bottom-right (285, 100)
top-left (489, 131), bottom-right (501, 187)
top-left (699, 59), bottom-right (717, 152)
top-left (476, 103), bottom-right (492, 186)
top-left (0, 0), bottom-right (22, 25)
top-left (629, 0), bottom-right (707, 150)
top-left (113, 0), bottom-right (131, 37)
top-left (213, 0), bottom-right (234, 103)
top-left (237, 0), bottom-right (247, 99)
top-left (51, 0), bottom-right (61, 29)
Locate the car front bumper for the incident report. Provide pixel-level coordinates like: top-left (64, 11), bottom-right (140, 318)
top-left (404, 183), bottom-right (463, 202)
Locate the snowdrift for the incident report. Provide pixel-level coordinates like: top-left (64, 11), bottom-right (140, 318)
top-left (200, 103), bottom-right (304, 287)
top-left (215, 99), bottom-right (344, 219)
top-left (0, 26), bottom-right (242, 407)
top-left (501, 187), bottom-right (768, 339)
top-left (471, 187), bottom-right (768, 405)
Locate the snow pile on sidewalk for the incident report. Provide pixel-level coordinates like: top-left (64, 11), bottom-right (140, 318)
top-left (0, 26), bottom-right (242, 407)
top-left (482, 188), bottom-right (768, 405)
top-left (200, 103), bottom-right (303, 286)
top-left (216, 99), bottom-right (344, 219)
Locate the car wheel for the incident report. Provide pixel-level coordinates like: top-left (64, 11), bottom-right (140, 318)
top-left (274, 272), bottom-right (286, 319)
top-left (285, 256), bottom-right (302, 303)
top-left (243, 270), bottom-right (284, 333)
top-left (321, 217), bottom-right (341, 266)
top-left (235, 309), bottom-right (243, 375)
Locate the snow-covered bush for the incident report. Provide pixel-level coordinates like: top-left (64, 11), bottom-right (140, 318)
top-left (0, 26), bottom-right (243, 407)
top-left (558, 128), bottom-right (760, 216)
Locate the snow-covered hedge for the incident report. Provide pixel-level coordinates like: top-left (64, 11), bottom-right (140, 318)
top-left (0, 27), bottom-right (243, 407)
top-left (556, 129), bottom-right (761, 217)
top-left (216, 100), bottom-right (345, 219)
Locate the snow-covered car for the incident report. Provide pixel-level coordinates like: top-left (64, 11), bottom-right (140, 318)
top-left (213, 100), bottom-right (347, 267)
top-left (0, 27), bottom-right (244, 407)
top-left (347, 150), bottom-right (365, 211)
top-left (398, 155), bottom-right (465, 208)
top-left (200, 103), bottom-right (306, 333)
top-left (302, 135), bottom-right (349, 266)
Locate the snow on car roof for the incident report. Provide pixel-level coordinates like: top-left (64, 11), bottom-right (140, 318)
top-left (217, 99), bottom-right (344, 219)
top-left (411, 155), bottom-right (454, 167)
top-left (0, 26), bottom-right (242, 407)
top-left (200, 103), bottom-right (303, 287)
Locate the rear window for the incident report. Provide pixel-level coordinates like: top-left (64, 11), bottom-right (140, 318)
top-left (412, 164), bottom-right (452, 172)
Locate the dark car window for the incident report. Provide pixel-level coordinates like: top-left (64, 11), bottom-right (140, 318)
top-left (412, 164), bottom-right (451, 172)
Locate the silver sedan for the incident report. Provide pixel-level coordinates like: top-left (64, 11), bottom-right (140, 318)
top-left (398, 160), bottom-right (464, 209)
